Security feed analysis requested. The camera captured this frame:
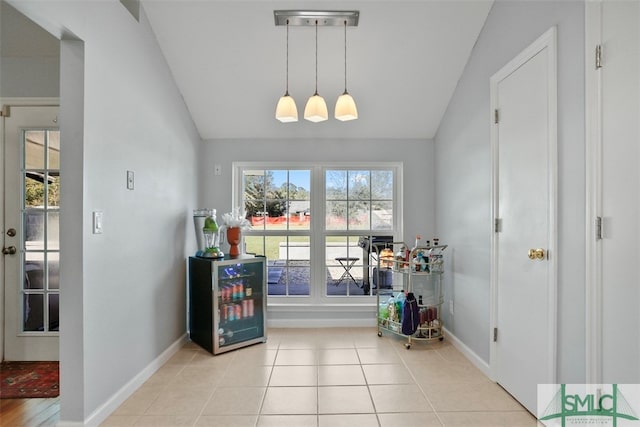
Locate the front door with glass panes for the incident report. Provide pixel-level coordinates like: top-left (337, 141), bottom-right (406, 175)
top-left (3, 106), bottom-right (59, 361)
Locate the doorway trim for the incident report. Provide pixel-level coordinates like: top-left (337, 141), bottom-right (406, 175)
top-left (0, 97), bottom-right (59, 361)
top-left (489, 27), bottom-right (558, 383)
top-left (584, 0), bottom-right (602, 386)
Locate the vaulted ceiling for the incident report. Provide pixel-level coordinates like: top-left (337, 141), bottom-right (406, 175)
top-left (2, 0), bottom-right (493, 141)
top-left (143, 1), bottom-right (493, 140)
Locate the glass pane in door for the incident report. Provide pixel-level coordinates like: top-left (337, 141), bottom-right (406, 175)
top-left (48, 294), bottom-right (59, 331)
top-left (21, 129), bottom-right (60, 333)
top-left (25, 130), bottom-right (45, 169)
top-left (23, 293), bottom-right (44, 331)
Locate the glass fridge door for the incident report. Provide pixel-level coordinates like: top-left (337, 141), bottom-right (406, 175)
top-left (214, 258), bottom-right (265, 353)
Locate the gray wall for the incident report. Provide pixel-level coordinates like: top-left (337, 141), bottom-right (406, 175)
top-left (0, 1), bottom-right (60, 98)
top-left (7, 1), bottom-right (201, 423)
top-left (435, 0), bottom-right (585, 383)
top-left (199, 138), bottom-right (436, 251)
top-left (0, 56), bottom-right (59, 97)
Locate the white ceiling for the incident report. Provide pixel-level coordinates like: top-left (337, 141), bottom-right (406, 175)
top-left (143, 1), bottom-right (493, 140)
top-left (1, 0), bottom-right (493, 141)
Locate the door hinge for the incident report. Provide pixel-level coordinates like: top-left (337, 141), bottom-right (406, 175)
top-left (494, 109), bottom-right (499, 124)
top-left (595, 44), bottom-right (602, 69)
top-left (493, 327), bottom-right (498, 342)
top-left (494, 218), bottom-right (501, 233)
top-left (595, 216), bottom-right (602, 240)
top-left (0, 105), bottom-right (10, 117)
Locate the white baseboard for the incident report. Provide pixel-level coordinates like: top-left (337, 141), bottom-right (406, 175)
top-left (443, 327), bottom-right (492, 379)
top-left (62, 333), bottom-right (189, 427)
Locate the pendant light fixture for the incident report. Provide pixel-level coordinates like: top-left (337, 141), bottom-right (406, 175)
top-left (273, 10), bottom-right (359, 122)
top-left (304, 20), bottom-right (328, 122)
top-left (275, 19), bottom-right (298, 122)
top-left (335, 20), bottom-right (358, 121)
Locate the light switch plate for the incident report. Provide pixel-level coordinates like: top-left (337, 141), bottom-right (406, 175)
top-left (214, 164), bottom-right (222, 176)
top-left (126, 170), bottom-right (134, 190)
top-left (93, 211), bottom-right (103, 234)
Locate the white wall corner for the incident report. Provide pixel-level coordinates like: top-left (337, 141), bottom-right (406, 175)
top-left (79, 334), bottom-right (188, 427)
top-left (584, 0), bottom-right (603, 386)
top-left (443, 327), bottom-right (491, 379)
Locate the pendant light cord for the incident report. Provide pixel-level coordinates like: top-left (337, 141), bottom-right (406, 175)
top-left (285, 19), bottom-right (290, 96)
top-left (314, 20), bottom-right (319, 96)
top-left (343, 20), bottom-right (348, 94)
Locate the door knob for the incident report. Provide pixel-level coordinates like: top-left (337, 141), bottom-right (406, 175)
top-left (6, 228), bottom-right (16, 237)
top-left (528, 248), bottom-right (545, 260)
top-left (2, 246), bottom-right (16, 255)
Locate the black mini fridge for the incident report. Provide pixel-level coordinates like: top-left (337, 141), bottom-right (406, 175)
top-left (188, 255), bottom-right (266, 354)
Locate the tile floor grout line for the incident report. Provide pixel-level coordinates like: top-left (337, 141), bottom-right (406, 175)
top-left (192, 347), bottom-right (240, 426)
top-left (255, 342), bottom-right (279, 422)
top-left (387, 331), bottom-right (445, 426)
top-left (358, 342), bottom-right (384, 426)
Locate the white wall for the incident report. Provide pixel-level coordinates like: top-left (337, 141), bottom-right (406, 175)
top-left (0, 1), bottom-right (60, 98)
top-left (59, 38), bottom-right (85, 422)
top-left (199, 138), bottom-right (435, 250)
top-left (0, 57), bottom-right (59, 97)
top-left (597, 1), bottom-right (640, 383)
top-left (7, 1), bottom-right (201, 423)
top-left (435, 0), bottom-right (585, 383)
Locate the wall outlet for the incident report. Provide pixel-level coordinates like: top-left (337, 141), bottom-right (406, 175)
top-left (214, 164), bottom-right (222, 176)
top-left (449, 300), bottom-right (454, 315)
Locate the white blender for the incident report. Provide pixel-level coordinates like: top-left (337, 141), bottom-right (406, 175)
top-left (193, 209), bottom-right (223, 258)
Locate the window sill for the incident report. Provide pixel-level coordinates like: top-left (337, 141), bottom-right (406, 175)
top-left (267, 302), bottom-right (376, 312)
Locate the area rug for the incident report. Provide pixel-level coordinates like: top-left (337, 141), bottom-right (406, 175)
top-left (0, 361), bottom-right (59, 398)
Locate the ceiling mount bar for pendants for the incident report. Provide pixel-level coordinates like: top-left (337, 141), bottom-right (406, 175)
top-left (274, 10), bottom-right (359, 27)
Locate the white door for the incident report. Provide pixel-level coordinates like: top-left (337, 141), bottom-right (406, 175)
top-left (490, 28), bottom-right (557, 415)
top-left (3, 105), bottom-right (59, 361)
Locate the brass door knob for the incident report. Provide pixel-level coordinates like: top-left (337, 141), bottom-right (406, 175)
top-left (528, 248), bottom-right (545, 260)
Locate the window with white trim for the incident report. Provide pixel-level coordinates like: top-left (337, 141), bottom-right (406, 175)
top-left (235, 163), bottom-right (401, 304)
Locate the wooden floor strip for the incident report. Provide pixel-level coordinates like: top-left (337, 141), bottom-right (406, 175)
top-left (0, 397), bottom-right (60, 426)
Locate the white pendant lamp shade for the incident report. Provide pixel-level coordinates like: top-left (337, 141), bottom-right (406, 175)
top-left (304, 93), bottom-right (328, 122)
top-left (304, 20), bottom-right (328, 123)
top-left (335, 20), bottom-right (358, 121)
top-left (275, 20), bottom-right (298, 122)
top-left (335, 91), bottom-right (358, 121)
top-left (276, 94), bottom-right (298, 122)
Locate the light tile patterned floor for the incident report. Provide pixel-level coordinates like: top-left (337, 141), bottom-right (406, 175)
top-left (101, 328), bottom-right (539, 426)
